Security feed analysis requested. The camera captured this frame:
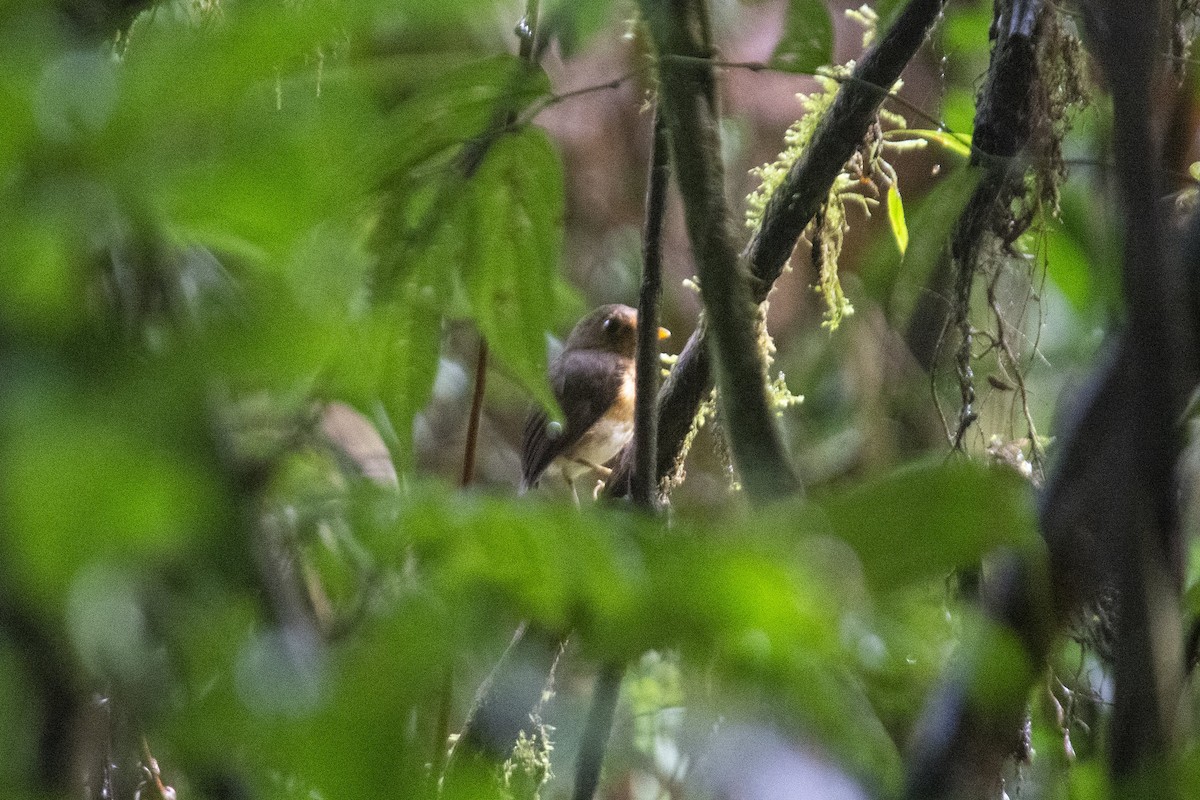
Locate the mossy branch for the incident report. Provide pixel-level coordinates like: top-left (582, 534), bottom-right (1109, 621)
top-left (637, 0), bottom-right (800, 501)
top-left (608, 0), bottom-right (949, 499)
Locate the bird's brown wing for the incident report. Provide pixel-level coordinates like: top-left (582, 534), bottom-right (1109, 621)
top-left (520, 350), bottom-right (629, 491)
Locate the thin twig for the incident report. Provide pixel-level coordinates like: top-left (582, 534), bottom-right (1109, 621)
top-left (631, 106), bottom-right (670, 508)
top-left (460, 339), bottom-right (489, 487)
top-left (574, 103), bottom-right (672, 800)
top-left (521, 71), bottom-right (641, 124)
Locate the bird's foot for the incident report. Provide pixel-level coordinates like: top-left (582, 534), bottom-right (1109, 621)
top-left (573, 458), bottom-right (612, 478)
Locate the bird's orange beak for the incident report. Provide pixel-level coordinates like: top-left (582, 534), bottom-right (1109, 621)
top-left (658, 327), bottom-right (671, 340)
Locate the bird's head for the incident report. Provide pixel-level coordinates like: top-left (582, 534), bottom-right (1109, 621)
top-left (563, 303), bottom-right (669, 358)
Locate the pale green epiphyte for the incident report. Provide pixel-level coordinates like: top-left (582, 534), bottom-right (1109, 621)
top-left (746, 6), bottom-right (937, 333)
top-left (744, 70), bottom-right (842, 234)
top-left (755, 299), bottom-right (804, 417)
top-left (665, 387), bottom-right (719, 494)
top-left (500, 726), bottom-right (554, 800)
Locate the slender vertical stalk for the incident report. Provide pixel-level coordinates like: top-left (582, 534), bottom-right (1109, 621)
top-left (459, 339), bottom-right (489, 487)
top-left (571, 663), bottom-right (625, 800)
top-left (576, 106), bottom-right (672, 800)
top-left (631, 107), bottom-right (670, 508)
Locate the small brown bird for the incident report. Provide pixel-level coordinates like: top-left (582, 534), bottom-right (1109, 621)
top-left (520, 304), bottom-right (669, 502)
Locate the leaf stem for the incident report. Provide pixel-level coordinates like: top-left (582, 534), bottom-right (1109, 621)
top-left (459, 339), bottom-right (488, 487)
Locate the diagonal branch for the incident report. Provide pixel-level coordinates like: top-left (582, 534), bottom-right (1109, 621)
top-left (638, 0), bottom-right (800, 501)
top-left (609, 0), bottom-right (949, 499)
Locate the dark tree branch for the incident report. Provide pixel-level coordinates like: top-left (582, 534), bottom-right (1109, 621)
top-left (900, 2), bottom-right (1068, 794)
top-left (573, 105), bottom-right (673, 800)
top-left (948, 0), bottom-right (1042, 449)
top-left (609, 0), bottom-right (948, 498)
top-left (744, 0), bottom-right (948, 294)
top-left (908, 0), bottom-right (1197, 793)
top-left (570, 663), bottom-right (624, 800)
top-left (629, 106), bottom-right (670, 509)
top-left (1080, 0), bottom-right (1192, 778)
top-left (460, 339), bottom-right (488, 487)
top-left (441, 624), bottom-right (563, 789)
top-left (637, 0), bottom-right (800, 501)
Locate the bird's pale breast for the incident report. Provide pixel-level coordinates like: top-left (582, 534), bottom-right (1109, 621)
top-left (558, 368), bottom-right (635, 480)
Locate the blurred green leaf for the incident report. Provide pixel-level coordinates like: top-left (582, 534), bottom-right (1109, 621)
top-left (1050, 181), bottom-right (1122, 319)
top-left (941, 87), bottom-right (977, 137)
top-left (0, 211), bottom-right (86, 337)
top-left (1, 382), bottom-right (221, 608)
top-left (320, 289), bottom-right (442, 469)
top-left (1041, 215), bottom-right (1093, 314)
top-left (460, 128), bottom-right (565, 414)
top-left (165, 591), bottom-right (446, 799)
top-left (942, 0), bottom-right (996, 58)
top-left (887, 183), bottom-right (908, 256)
top-left (770, 0), bottom-right (833, 74)
top-left (0, 637), bottom-right (39, 790)
top-left (542, 0), bottom-right (615, 58)
top-left (813, 459), bottom-right (1039, 593)
top-left (862, 164), bottom-right (981, 322)
top-left (374, 55), bottom-right (550, 191)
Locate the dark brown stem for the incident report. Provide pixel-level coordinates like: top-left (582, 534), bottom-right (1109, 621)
top-left (574, 104), bottom-right (672, 800)
top-left (570, 663), bottom-right (624, 800)
top-left (1082, 0), bottom-right (1190, 779)
top-left (630, 106), bottom-right (670, 508)
top-left (639, 0), bottom-right (799, 501)
top-left (948, 0), bottom-right (1043, 449)
top-left (609, 0), bottom-right (948, 499)
top-left (460, 338), bottom-right (488, 487)
top-left (904, 2), bottom-right (1058, 794)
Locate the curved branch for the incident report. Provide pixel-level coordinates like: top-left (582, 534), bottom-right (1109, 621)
top-left (638, 0), bottom-right (800, 501)
top-left (609, 0), bottom-right (949, 498)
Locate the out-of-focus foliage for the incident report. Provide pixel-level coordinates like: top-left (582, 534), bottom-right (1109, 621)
top-left (770, 0), bottom-right (833, 74)
top-left (1, 1), bottom-right (1198, 800)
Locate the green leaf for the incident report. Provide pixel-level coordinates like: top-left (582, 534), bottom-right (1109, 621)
top-left (369, 57), bottom-right (552, 301)
top-left (1, 383), bottom-right (221, 609)
top-left (1042, 216), bottom-right (1093, 314)
top-left (863, 164), bottom-right (981, 323)
top-left (542, 0), bottom-right (615, 58)
top-left (460, 128), bottom-right (565, 414)
top-left (0, 636), bottom-right (40, 788)
top-left (886, 183), bottom-right (908, 256)
top-left (770, 0), bottom-right (833, 74)
top-left (325, 294), bottom-right (442, 470)
top-left (378, 295), bottom-right (443, 466)
top-left (375, 55), bottom-right (551, 186)
top-left (813, 459), bottom-right (1040, 593)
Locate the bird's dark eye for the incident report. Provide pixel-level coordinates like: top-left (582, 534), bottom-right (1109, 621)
top-left (603, 317), bottom-right (617, 334)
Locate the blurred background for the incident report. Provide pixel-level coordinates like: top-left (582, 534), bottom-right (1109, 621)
top-left (2, 1), bottom-right (1199, 799)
